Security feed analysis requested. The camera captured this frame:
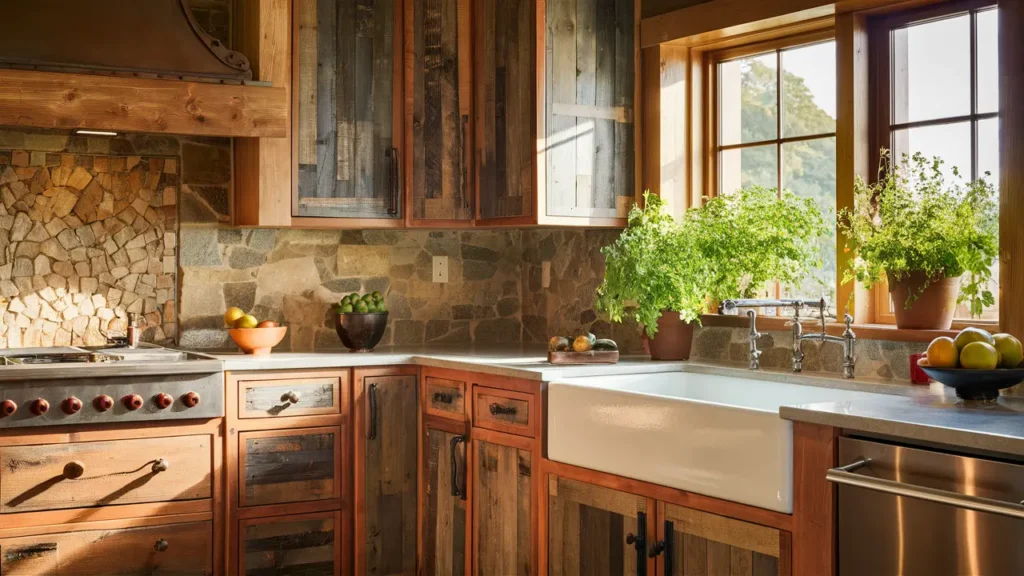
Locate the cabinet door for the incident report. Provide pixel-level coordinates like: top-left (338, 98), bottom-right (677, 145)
top-left (240, 512), bottom-right (341, 576)
top-left (356, 373), bottom-right (419, 575)
top-left (656, 503), bottom-right (789, 576)
top-left (423, 424), bottom-right (469, 576)
top-left (475, 0), bottom-right (535, 222)
top-left (239, 427), bottom-right (342, 508)
top-left (544, 0), bottom-right (635, 220)
top-left (472, 435), bottom-right (533, 576)
top-left (295, 0), bottom-right (402, 220)
top-left (408, 0), bottom-right (474, 222)
top-left (548, 476), bottom-right (652, 576)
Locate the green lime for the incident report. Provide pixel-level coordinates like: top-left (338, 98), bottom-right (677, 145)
top-left (354, 300), bottom-right (369, 313)
top-left (349, 293), bottom-right (360, 303)
top-left (341, 303), bottom-right (354, 313)
top-left (372, 290), bottom-right (382, 301)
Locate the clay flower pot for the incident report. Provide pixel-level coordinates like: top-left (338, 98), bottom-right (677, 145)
top-left (645, 310), bottom-right (695, 361)
top-left (888, 271), bottom-right (960, 330)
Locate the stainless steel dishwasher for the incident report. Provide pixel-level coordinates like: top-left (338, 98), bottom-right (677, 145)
top-left (830, 437), bottom-right (1024, 575)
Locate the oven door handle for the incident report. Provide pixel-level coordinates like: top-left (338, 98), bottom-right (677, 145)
top-left (827, 459), bottom-right (1024, 520)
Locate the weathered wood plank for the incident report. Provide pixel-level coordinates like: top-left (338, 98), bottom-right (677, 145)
top-left (425, 428), bottom-right (467, 576)
top-left (546, 0), bottom-right (579, 216)
top-left (730, 547), bottom-right (754, 576)
top-left (707, 540), bottom-right (734, 575)
top-left (337, 0), bottom-right (356, 187)
top-left (317, 0), bottom-right (338, 197)
top-left (593, 0), bottom-right (617, 209)
top-left (550, 476), bottom-right (646, 519)
top-left (475, 440), bottom-right (531, 576)
top-left (664, 503), bottom-right (781, 558)
top-left (575, 0), bottom-right (598, 212)
top-left (751, 551), bottom-right (780, 576)
top-left (242, 430), bottom-right (337, 507)
top-left (354, 0), bottom-right (376, 200)
top-left (425, 376), bottom-right (466, 416)
top-left (297, 0), bottom-right (318, 165)
top-left (682, 533), bottom-right (708, 576)
top-left (612, 0), bottom-right (635, 215)
top-left (241, 378), bottom-right (339, 418)
top-left (243, 514), bottom-right (336, 576)
top-left (477, 0), bottom-right (498, 217)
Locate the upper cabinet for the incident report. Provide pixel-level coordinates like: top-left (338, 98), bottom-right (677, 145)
top-left (293, 0), bottom-right (404, 224)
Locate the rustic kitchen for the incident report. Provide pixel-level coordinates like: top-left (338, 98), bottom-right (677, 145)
top-left (0, 0), bottom-right (1021, 574)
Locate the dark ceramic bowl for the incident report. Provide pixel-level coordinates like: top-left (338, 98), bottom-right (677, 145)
top-left (334, 312), bottom-right (388, 352)
top-left (918, 366), bottom-right (1024, 401)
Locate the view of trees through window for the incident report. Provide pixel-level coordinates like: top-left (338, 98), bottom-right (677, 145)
top-left (717, 40), bottom-right (838, 312)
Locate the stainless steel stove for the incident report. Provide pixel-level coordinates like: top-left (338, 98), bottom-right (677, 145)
top-left (0, 344), bottom-right (224, 429)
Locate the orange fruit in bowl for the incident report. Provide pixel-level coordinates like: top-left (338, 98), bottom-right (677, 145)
top-left (925, 337), bottom-right (959, 368)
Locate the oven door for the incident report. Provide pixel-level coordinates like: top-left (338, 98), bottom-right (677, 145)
top-left (832, 437), bottom-right (1024, 576)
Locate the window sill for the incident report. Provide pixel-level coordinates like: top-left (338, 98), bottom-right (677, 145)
top-left (698, 314), bottom-right (994, 343)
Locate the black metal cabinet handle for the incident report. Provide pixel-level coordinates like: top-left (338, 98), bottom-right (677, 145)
top-left (626, 511), bottom-right (647, 576)
top-left (460, 114), bottom-right (469, 210)
top-left (387, 147), bottom-right (400, 216)
top-left (648, 541), bottom-right (665, 558)
top-left (489, 403), bottom-right (517, 416)
top-left (450, 435), bottom-right (466, 500)
top-left (368, 383), bottom-right (378, 440)
top-left (663, 521), bottom-right (674, 576)
top-left (433, 392), bottom-right (455, 404)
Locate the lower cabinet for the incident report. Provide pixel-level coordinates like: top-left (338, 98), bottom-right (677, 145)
top-left (240, 512), bottom-right (341, 576)
top-left (656, 503), bottom-right (787, 576)
top-left (423, 423), bottom-right (470, 575)
top-left (473, 434), bottom-right (535, 576)
top-left (0, 521), bottom-right (213, 575)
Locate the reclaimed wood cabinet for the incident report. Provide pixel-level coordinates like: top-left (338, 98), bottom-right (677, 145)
top-left (354, 368), bottom-right (420, 575)
top-left (472, 431), bottom-right (536, 576)
top-left (292, 0), bottom-right (404, 224)
top-left (240, 512), bottom-right (342, 576)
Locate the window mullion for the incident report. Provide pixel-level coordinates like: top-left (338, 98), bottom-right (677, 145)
top-left (776, 50), bottom-right (784, 195)
top-left (970, 9), bottom-right (979, 180)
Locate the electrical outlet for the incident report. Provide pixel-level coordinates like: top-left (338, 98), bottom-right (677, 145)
top-left (542, 261), bottom-right (551, 288)
top-left (433, 256), bottom-right (449, 283)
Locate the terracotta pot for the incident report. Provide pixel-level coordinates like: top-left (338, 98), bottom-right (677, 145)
top-left (646, 310), bottom-right (696, 361)
top-left (888, 271), bottom-right (960, 330)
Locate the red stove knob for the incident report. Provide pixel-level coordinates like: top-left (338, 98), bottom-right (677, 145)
top-left (94, 395), bottom-right (114, 412)
top-left (122, 394), bottom-right (144, 411)
top-left (154, 393), bottom-right (174, 410)
top-left (30, 399), bottom-right (50, 416)
top-left (0, 400), bottom-right (16, 417)
top-left (181, 392), bottom-right (201, 408)
top-left (61, 397), bottom-right (83, 415)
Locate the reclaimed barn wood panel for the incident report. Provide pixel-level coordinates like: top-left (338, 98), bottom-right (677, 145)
top-left (545, 0), bottom-right (634, 218)
top-left (363, 374), bottom-right (419, 575)
top-left (239, 377), bottom-right (341, 419)
top-left (476, 0), bottom-right (535, 220)
top-left (474, 439), bottom-right (532, 576)
top-left (0, 436), bottom-right (211, 513)
top-left (411, 0), bottom-right (473, 221)
top-left (296, 0), bottom-right (399, 219)
top-left (547, 476), bottom-right (644, 576)
top-left (424, 428), bottom-right (468, 576)
top-left (241, 512), bottom-right (339, 576)
top-left (472, 386), bottom-right (536, 437)
top-left (0, 521), bottom-right (213, 575)
top-left (425, 376), bottom-right (467, 418)
top-left (240, 427), bottom-right (340, 507)
top-left (662, 503), bottom-right (783, 576)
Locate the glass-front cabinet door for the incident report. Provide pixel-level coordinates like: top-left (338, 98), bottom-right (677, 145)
top-left (294, 0), bottom-right (403, 220)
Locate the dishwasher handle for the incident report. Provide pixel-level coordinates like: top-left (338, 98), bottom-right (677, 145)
top-left (827, 458), bottom-right (1024, 520)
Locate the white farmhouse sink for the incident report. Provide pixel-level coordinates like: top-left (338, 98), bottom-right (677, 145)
top-left (546, 371), bottom-right (880, 513)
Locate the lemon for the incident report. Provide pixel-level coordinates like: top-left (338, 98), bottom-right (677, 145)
top-left (954, 327), bottom-right (994, 351)
top-left (993, 333), bottom-right (1023, 368)
top-left (224, 307), bottom-right (246, 327)
top-left (233, 314), bottom-right (259, 329)
top-left (925, 337), bottom-right (959, 368)
top-left (959, 341), bottom-right (999, 370)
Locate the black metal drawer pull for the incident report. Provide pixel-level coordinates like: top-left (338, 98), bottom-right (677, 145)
top-left (368, 383), bottom-right (378, 440)
top-left (433, 392), bottom-right (455, 405)
top-left (489, 403), bottom-right (517, 416)
top-left (450, 435), bottom-right (467, 500)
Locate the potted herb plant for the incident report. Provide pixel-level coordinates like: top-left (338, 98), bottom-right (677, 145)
top-left (837, 152), bottom-right (998, 330)
top-left (597, 193), bottom-right (709, 360)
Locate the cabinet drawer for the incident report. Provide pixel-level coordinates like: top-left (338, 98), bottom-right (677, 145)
top-left (241, 511), bottom-right (341, 576)
top-left (239, 427), bottom-right (341, 508)
top-left (472, 386), bottom-right (536, 437)
top-left (0, 520), bottom-right (212, 575)
top-left (0, 435), bottom-right (212, 514)
top-left (424, 376), bottom-right (466, 419)
top-left (238, 376), bottom-right (341, 419)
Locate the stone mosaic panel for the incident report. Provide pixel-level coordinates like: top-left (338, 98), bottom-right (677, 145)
top-left (0, 152), bottom-right (177, 347)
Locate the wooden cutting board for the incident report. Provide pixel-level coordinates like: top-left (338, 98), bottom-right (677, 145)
top-left (547, 351), bottom-right (619, 364)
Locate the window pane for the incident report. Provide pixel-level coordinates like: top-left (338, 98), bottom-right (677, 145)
top-left (719, 53), bottom-right (778, 145)
top-left (720, 145), bottom-right (777, 194)
top-left (782, 42), bottom-right (836, 138)
top-left (892, 121), bottom-right (972, 182)
top-left (977, 9), bottom-right (999, 114)
top-left (893, 14), bottom-right (971, 124)
top-left (782, 137), bottom-right (837, 306)
top-left (978, 117), bottom-right (999, 186)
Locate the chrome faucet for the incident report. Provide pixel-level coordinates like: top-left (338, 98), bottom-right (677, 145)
top-left (720, 299), bottom-right (807, 371)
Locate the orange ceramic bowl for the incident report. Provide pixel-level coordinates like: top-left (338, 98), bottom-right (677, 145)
top-left (228, 327), bottom-right (287, 356)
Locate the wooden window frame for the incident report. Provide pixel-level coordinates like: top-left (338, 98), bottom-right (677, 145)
top-left (868, 0), bottom-right (999, 328)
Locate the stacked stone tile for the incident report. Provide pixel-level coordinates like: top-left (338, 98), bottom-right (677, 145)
top-left (0, 152), bottom-right (176, 347)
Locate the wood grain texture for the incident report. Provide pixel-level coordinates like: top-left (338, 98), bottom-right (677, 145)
top-left (240, 512), bottom-right (339, 576)
top-left (791, 422), bottom-right (836, 576)
top-left (425, 376), bottom-right (468, 419)
top-left (424, 427), bottom-right (468, 576)
top-left (662, 504), bottom-right (780, 558)
top-left (1000, 0), bottom-right (1024, 337)
top-left (297, 0), bottom-right (319, 165)
top-left (0, 520), bottom-right (213, 575)
top-left (660, 502), bottom-right (785, 576)
top-left (239, 377), bottom-right (341, 419)
top-left (473, 438), bottom-right (532, 576)
top-left (0, 435), bottom-right (211, 514)
top-left (240, 427), bottom-right (340, 507)
top-left (472, 386), bottom-right (536, 437)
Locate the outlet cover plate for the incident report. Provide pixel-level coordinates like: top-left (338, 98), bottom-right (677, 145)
top-left (433, 256), bottom-right (449, 283)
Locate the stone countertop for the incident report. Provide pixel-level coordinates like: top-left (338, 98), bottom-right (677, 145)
top-left (781, 391), bottom-right (1024, 457)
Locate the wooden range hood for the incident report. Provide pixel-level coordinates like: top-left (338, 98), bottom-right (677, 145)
top-left (0, 0), bottom-right (287, 138)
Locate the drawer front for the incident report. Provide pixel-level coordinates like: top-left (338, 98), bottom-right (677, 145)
top-left (473, 386), bottom-right (535, 437)
top-left (240, 427), bottom-right (341, 507)
top-left (239, 377), bottom-right (341, 419)
top-left (0, 435), bottom-right (212, 514)
top-left (424, 376), bottom-right (466, 419)
top-left (241, 512), bottom-right (340, 576)
top-left (0, 520), bottom-right (213, 575)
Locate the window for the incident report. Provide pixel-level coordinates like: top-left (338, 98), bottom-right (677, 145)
top-left (711, 34), bottom-right (838, 312)
top-left (875, 2), bottom-right (999, 323)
